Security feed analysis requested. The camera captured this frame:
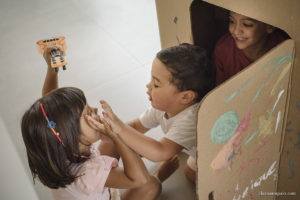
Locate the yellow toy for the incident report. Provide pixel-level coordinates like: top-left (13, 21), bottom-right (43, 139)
top-left (36, 36), bottom-right (67, 72)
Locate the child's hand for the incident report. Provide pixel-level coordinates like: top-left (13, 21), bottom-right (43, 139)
top-left (85, 115), bottom-right (116, 139)
top-left (100, 100), bottom-right (126, 134)
top-left (43, 46), bottom-right (64, 70)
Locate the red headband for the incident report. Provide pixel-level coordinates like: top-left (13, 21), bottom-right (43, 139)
top-left (40, 104), bottom-right (63, 144)
top-left (40, 103), bottom-right (88, 159)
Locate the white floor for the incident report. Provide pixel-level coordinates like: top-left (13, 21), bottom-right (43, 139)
top-left (0, 0), bottom-right (196, 199)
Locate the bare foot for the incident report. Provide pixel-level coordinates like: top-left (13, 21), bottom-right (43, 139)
top-left (153, 155), bottom-right (180, 183)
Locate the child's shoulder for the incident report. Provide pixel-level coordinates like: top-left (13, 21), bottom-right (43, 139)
top-left (213, 33), bottom-right (236, 59)
top-left (176, 103), bottom-right (200, 118)
top-left (215, 33), bottom-right (234, 50)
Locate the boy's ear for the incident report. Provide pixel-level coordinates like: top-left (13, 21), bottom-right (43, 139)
top-left (180, 90), bottom-right (196, 104)
top-left (266, 25), bottom-right (275, 34)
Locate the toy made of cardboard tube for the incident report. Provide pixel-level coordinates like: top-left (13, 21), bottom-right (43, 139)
top-left (36, 36), bottom-right (67, 72)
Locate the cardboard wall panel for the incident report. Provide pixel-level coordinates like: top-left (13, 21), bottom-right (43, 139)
top-left (155, 0), bottom-right (193, 49)
top-left (197, 39), bottom-right (294, 199)
top-left (203, 1), bottom-right (300, 199)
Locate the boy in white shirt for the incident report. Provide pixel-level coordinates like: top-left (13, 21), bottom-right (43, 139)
top-left (90, 43), bottom-right (215, 185)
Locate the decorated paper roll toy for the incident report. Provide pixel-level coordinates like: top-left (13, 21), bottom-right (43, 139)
top-left (36, 36), bottom-right (67, 72)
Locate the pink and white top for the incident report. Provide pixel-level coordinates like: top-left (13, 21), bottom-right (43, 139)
top-left (51, 147), bottom-right (119, 200)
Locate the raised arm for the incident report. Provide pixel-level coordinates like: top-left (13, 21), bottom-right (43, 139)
top-left (42, 46), bottom-right (62, 96)
top-left (86, 116), bottom-right (150, 189)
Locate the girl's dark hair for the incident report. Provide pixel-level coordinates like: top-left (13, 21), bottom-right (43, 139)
top-left (156, 43), bottom-right (215, 102)
top-left (21, 87), bottom-right (87, 189)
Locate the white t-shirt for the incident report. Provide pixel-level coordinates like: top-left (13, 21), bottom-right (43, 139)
top-left (139, 103), bottom-right (199, 158)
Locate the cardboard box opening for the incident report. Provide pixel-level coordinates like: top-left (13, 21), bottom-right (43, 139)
top-left (190, 0), bottom-right (291, 57)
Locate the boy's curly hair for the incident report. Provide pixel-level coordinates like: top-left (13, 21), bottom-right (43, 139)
top-left (156, 43), bottom-right (215, 102)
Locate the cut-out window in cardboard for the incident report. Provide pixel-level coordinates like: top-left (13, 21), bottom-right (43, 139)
top-left (190, 0), bottom-right (229, 57)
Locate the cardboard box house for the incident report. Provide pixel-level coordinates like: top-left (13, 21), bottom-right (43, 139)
top-left (155, 0), bottom-right (300, 199)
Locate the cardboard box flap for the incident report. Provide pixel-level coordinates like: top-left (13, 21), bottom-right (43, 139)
top-left (203, 0), bottom-right (299, 39)
top-left (155, 0), bottom-right (193, 49)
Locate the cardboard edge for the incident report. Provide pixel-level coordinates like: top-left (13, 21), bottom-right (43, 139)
top-left (275, 40), bottom-right (296, 199)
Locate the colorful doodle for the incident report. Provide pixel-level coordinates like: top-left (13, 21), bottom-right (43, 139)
top-left (173, 16), bottom-right (178, 24)
top-left (225, 77), bottom-right (255, 103)
top-left (272, 90), bottom-right (285, 113)
top-left (236, 157), bottom-right (267, 176)
top-left (211, 111), bottom-right (240, 144)
top-left (275, 111), bottom-right (281, 133)
top-left (225, 55), bottom-right (291, 103)
top-left (286, 151), bottom-right (295, 179)
top-left (252, 83), bottom-right (265, 102)
top-left (270, 63), bottom-right (291, 96)
top-left (286, 121), bottom-right (293, 133)
top-left (254, 140), bottom-right (270, 153)
top-left (211, 111), bottom-right (251, 170)
top-left (245, 89), bottom-right (285, 146)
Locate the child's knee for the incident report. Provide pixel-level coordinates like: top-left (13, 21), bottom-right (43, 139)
top-left (147, 175), bottom-right (162, 196)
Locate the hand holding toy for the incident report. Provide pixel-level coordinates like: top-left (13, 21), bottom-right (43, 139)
top-left (37, 36), bottom-right (67, 72)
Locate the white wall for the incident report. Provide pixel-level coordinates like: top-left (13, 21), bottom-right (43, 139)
top-left (0, 116), bottom-right (39, 200)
